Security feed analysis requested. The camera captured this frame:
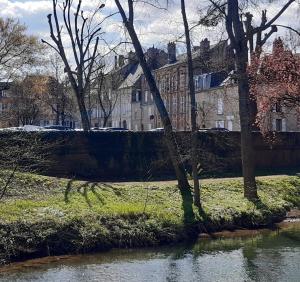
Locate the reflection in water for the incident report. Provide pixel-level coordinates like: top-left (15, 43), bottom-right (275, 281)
top-left (0, 223), bottom-right (299, 282)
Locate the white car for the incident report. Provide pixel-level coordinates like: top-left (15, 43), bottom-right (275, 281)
top-left (23, 125), bottom-right (44, 132)
top-left (0, 127), bottom-right (25, 131)
top-left (149, 128), bottom-right (164, 132)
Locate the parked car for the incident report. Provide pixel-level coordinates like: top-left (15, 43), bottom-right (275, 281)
top-left (91, 127), bottom-right (108, 131)
top-left (208, 127), bottom-right (229, 132)
top-left (103, 127), bottom-right (130, 132)
top-left (0, 127), bottom-right (25, 132)
top-left (23, 125), bottom-right (44, 132)
top-left (198, 128), bottom-right (209, 132)
top-left (149, 128), bottom-right (164, 132)
top-left (43, 125), bottom-right (74, 131)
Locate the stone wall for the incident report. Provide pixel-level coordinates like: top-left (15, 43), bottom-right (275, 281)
top-left (36, 131), bottom-right (300, 180)
top-left (3, 131), bottom-right (300, 180)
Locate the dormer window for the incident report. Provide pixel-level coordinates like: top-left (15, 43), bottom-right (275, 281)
top-left (194, 73), bottom-right (212, 91)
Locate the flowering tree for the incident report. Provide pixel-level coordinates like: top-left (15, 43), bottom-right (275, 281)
top-left (248, 38), bottom-right (300, 134)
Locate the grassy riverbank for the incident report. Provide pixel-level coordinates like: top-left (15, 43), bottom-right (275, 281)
top-left (0, 172), bottom-right (299, 265)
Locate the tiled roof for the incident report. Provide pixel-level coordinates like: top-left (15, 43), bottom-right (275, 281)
top-left (118, 64), bottom-right (143, 89)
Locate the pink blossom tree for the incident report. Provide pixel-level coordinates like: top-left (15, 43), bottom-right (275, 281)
top-left (248, 38), bottom-right (300, 134)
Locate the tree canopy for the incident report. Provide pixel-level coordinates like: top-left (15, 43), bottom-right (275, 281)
top-left (249, 38), bottom-right (300, 133)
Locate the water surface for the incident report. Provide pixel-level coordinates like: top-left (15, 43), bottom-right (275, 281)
top-left (1, 223), bottom-right (299, 282)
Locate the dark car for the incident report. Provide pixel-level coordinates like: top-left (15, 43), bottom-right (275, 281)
top-left (43, 125), bottom-right (74, 131)
top-left (209, 127), bottom-right (229, 132)
top-left (99, 127), bottom-right (130, 132)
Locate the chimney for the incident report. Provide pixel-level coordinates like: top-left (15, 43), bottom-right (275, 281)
top-left (114, 55), bottom-right (118, 68)
top-left (200, 38), bottom-right (210, 55)
top-left (118, 55), bottom-right (125, 67)
top-left (167, 42), bottom-right (176, 64)
top-left (128, 51), bottom-right (138, 65)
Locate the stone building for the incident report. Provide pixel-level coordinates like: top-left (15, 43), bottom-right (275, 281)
top-left (93, 37), bottom-right (300, 132)
top-left (0, 81), bottom-right (13, 128)
top-left (0, 75), bottom-right (78, 128)
top-left (196, 81), bottom-right (240, 131)
top-left (94, 47), bottom-right (168, 130)
top-left (89, 52), bottom-right (141, 128)
top-left (140, 38), bottom-right (234, 131)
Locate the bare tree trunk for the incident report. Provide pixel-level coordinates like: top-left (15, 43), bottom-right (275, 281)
top-left (61, 112), bottom-right (65, 126)
top-left (115, 0), bottom-right (194, 223)
top-left (181, 0), bottom-right (201, 208)
top-left (103, 117), bottom-right (108, 128)
top-left (236, 50), bottom-right (258, 199)
top-left (77, 91), bottom-right (90, 131)
top-left (55, 106), bottom-right (60, 125)
top-left (228, 0), bottom-right (258, 200)
top-left (43, 0), bottom-right (104, 132)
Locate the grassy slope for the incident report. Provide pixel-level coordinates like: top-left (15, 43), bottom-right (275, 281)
top-left (0, 172), bottom-right (299, 264)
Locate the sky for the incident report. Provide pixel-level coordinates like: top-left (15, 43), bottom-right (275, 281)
top-left (0, 0), bottom-right (299, 65)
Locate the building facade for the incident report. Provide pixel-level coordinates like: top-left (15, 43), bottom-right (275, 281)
top-left (138, 39), bottom-right (234, 131)
top-left (0, 75), bottom-right (78, 128)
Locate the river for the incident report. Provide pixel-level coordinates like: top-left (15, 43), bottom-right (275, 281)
top-left (0, 222), bottom-right (299, 282)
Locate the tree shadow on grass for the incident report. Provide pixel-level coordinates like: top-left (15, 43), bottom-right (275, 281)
top-left (64, 180), bottom-right (119, 207)
top-left (77, 182), bottom-right (92, 208)
top-left (250, 198), bottom-right (269, 210)
top-left (90, 183), bottom-right (105, 205)
top-left (64, 179), bottom-right (75, 203)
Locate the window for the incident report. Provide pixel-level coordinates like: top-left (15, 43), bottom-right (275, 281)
top-left (145, 91), bottom-right (148, 102)
top-left (194, 74), bottom-right (212, 91)
top-left (179, 72), bottom-right (185, 90)
top-left (217, 98), bottom-right (224, 115)
top-left (0, 90), bottom-right (7, 97)
top-left (135, 124), bottom-right (138, 131)
top-left (148, 123), bottom-right (152, 130)
top-left (174, 75), bottom-right (178, 91)
top-left (180, 96), bottom-right (185, 113)
top-left (275, 102), bottom-right (282, 113)
top-left (274, 118), bottom-right (286, 132)
top-left (133, 90), bottom-right (141, 102)
top-left (165, 99), bottom-right (169, 113)
top-left (0, 103), bottom-right (8, 112)
top-left (216, 120), bottom-right (225, 128)
top-left (282, 119), bottom-right (287, 131)
top-left (166, 76), bottom-right (170, 92)
top-left (172, 96), bottom-right (177, 113)
top-left (276, 119), bottom-right (282, 131)
top-left (2, 103), bottom-right (7, 110)
top-left (227, 120), bottom-right (233, 131)
top-left (158, 80), bottom-right (161, 92)
top-left (272, 102), bottom-right (282, 113)
top-left (148, 107), bottom-right (152, 116)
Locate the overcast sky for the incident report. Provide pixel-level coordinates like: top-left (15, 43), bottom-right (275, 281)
top-left (0, 0), bottom-right (299, 63)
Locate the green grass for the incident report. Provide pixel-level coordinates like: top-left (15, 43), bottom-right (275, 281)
top-left (0, 171), bottom-right (299, 264)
